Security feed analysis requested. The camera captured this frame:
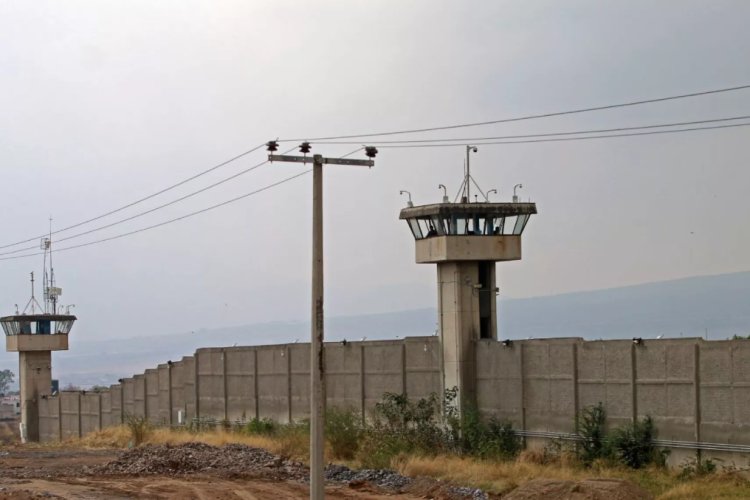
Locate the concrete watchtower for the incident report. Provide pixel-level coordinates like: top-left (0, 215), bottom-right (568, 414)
top-left (399, 147), bottom-right (536, 411)
top-left (1, 237), bottom-right (75, 442)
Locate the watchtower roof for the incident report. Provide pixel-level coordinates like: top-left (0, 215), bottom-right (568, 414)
top-left (399, 202), bottom-right (537, 219)
top-left (399, 202), bottom-right (537, 241)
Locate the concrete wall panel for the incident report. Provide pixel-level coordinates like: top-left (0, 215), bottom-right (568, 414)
top-left (404, 337), bottom-right (441, 401)
top-left (225, 348), bottom-right (257, 422)
top-left (60, 392), bottom-right (80, 440)
top-left (181, 356), bottom-right (196, 420)
top-left (157, 364), bottom-right (171, 425)
top-left (80, 393), bottom-right (101, 435)
top-left (256, 346), bottom-right (289, 422)
top-left (110, 384), bottom-right (123, 426)
top-left (145, 369), bottom-right (160, 424)
top-left (100, 390), bottom-right (112, 428)
top-left (38, 396), bottom-right (58, 442)
top-left (476, 341), bottom-right (523, 426)
top-left (197, 349), bottom-right (225, 420)
top-left (132, 375), bottom-right (146, 418)
top-left (123, 379), bottom-right (136, 418)
top-left (363, 342), bottom-right (403, 411)
top-left (325, 343), bottom-right (359, 412)
top-left (290, 344), bottom-right (310, 419)
top-left (522, 341), bottom-right (576, 432)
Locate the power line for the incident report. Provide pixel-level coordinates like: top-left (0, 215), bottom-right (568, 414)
top-left (0, 146), bottom-right (301, 257)
top-left (310, 115), bottom-right (750, 144)
top-left (0, 143), bottom-right (267, 250)
top-left (0, 170), bottom-right (312, 261)
top-left (373, 121), bottom-right (750, 148)
top-left (282, 84), bottom-right (750, 141)
top-left (0, 147), bottom-right (364, 262)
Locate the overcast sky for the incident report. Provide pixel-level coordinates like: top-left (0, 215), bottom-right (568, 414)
top-left (1, 1), bottom-right (749, 342)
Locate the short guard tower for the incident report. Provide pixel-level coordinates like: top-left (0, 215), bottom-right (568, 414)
top-left (399, 147), bottom-right (536, 411)
top-left (1, 237), bottom-right (75, 442)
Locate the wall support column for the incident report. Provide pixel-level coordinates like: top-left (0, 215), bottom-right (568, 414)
top-left (359, 344), bottom-right (366, 424)
top-left (167, 362), bottom-right (173, 427)
top-left (694, 344), bottom-right (702, 451)
top-left (253, 349), bottom-right (260, 420)
top-left (194, 353), bottom-right (200, 421)
top-left (222, 349), bottom-right (228, 422)
top-left (631, 344), bottom-right (638, 422)
top-left (57, 395), bottom-right (62, 441)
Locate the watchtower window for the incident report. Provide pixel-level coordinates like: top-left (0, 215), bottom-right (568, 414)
top-left (407, 219), bottom-right (423, 239)
top-left (513, 214), bottom-right (530, 235)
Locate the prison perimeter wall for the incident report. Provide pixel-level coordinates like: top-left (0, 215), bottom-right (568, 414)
top-left (38, 336), bottom-right (750, 465)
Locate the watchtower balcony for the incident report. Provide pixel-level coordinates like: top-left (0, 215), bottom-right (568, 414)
top-left (1, 314), bottom-right (76, 352)
top-left (399, 202), bottom-right (537, 263)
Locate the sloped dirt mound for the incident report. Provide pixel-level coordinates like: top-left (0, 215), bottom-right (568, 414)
top-left (503, 478), bottom-right (652, 500)
top-left (94, 444), bottom-right (488, 499)
top-left (93, 442), bottom-right (307, 478)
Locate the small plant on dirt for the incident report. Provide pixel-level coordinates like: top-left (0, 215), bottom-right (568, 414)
top-left (577, 402), bottom-right (608, 465)
top-left (679, 454), bottom-right (719, 479)
top-left (124, 413), bottom-right (150, 446)
top-left (325, 407), bottom-right (362, 460)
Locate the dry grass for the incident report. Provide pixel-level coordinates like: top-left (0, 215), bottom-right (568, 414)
top-left (75, 425), bottom-right (308, 460)
top-left (63, 427), bottom-right (750, 499)
top-left (395, 454), bottom-right (750, 499)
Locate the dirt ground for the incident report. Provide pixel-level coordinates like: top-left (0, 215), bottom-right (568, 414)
top-left (0, 421), bottom-right (654, 499)
top-left (0, 420), bottom-right (432, 500)
top-left (0, 446), bottom-right (427, 499)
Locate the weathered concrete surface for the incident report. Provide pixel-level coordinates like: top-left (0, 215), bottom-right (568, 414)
top-left (59, 391), bottom-right (80, 440)
top-left (416, 235), bottom-right (521, 263)
top-left (35, 336), bottom-right (750, 469)
top-left (6, 334), bottom-right (68, 352)
top-left (18, 350), bottom-right (52, 441)
top-left (80, 392), bottom-right (101, 435)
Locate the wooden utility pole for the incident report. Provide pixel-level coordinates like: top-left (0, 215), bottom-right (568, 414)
top-left (269, 143), bottom-right (375, 500)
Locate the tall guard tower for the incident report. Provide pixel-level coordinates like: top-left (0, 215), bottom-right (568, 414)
top-left (399, 147), bottom-right (536, 412)
top-left (1, 236), bottom-right (75, 442)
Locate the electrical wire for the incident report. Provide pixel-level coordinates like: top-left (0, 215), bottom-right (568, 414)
top-left (281, 84), bottom-right (750, 141)
top-left (0, 143), bottom-right (267, 250)
top-left (0, 147), bottom-right (364, 262)
top-left (0, 146), bottom-right (300, 257)
top-left (0, 170), bottom-right (311, 261)
top-left (309, 115), bottom-right (750, 145)
top-left (373, 121), bottom-right (750, 148)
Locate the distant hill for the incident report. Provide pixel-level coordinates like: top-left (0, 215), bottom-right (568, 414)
top-left (499, 271), bottom-right (750, 340)
top-left (1, 271), bottom-right (748, 388)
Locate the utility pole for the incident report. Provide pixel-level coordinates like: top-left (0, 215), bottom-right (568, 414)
top-left (268, 141), bottom-right (376, 500)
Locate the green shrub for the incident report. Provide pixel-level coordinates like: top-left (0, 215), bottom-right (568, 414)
top-left (325, 407), bottom-right (362, 459)
top-left (607, 416), bottom-right (658, 469)
top-left (244, 417), bottom-right (277, 436)
top-left (481, 418), bottom-right (523, 460)
top-left (124, 413), bottom-right (150, 446)
top-left (459, 406), bottom-right (521, 460)
top-left (356, 391), bottom-right (449, 468)
top-left (577, 402), bottom-right (608, 465)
